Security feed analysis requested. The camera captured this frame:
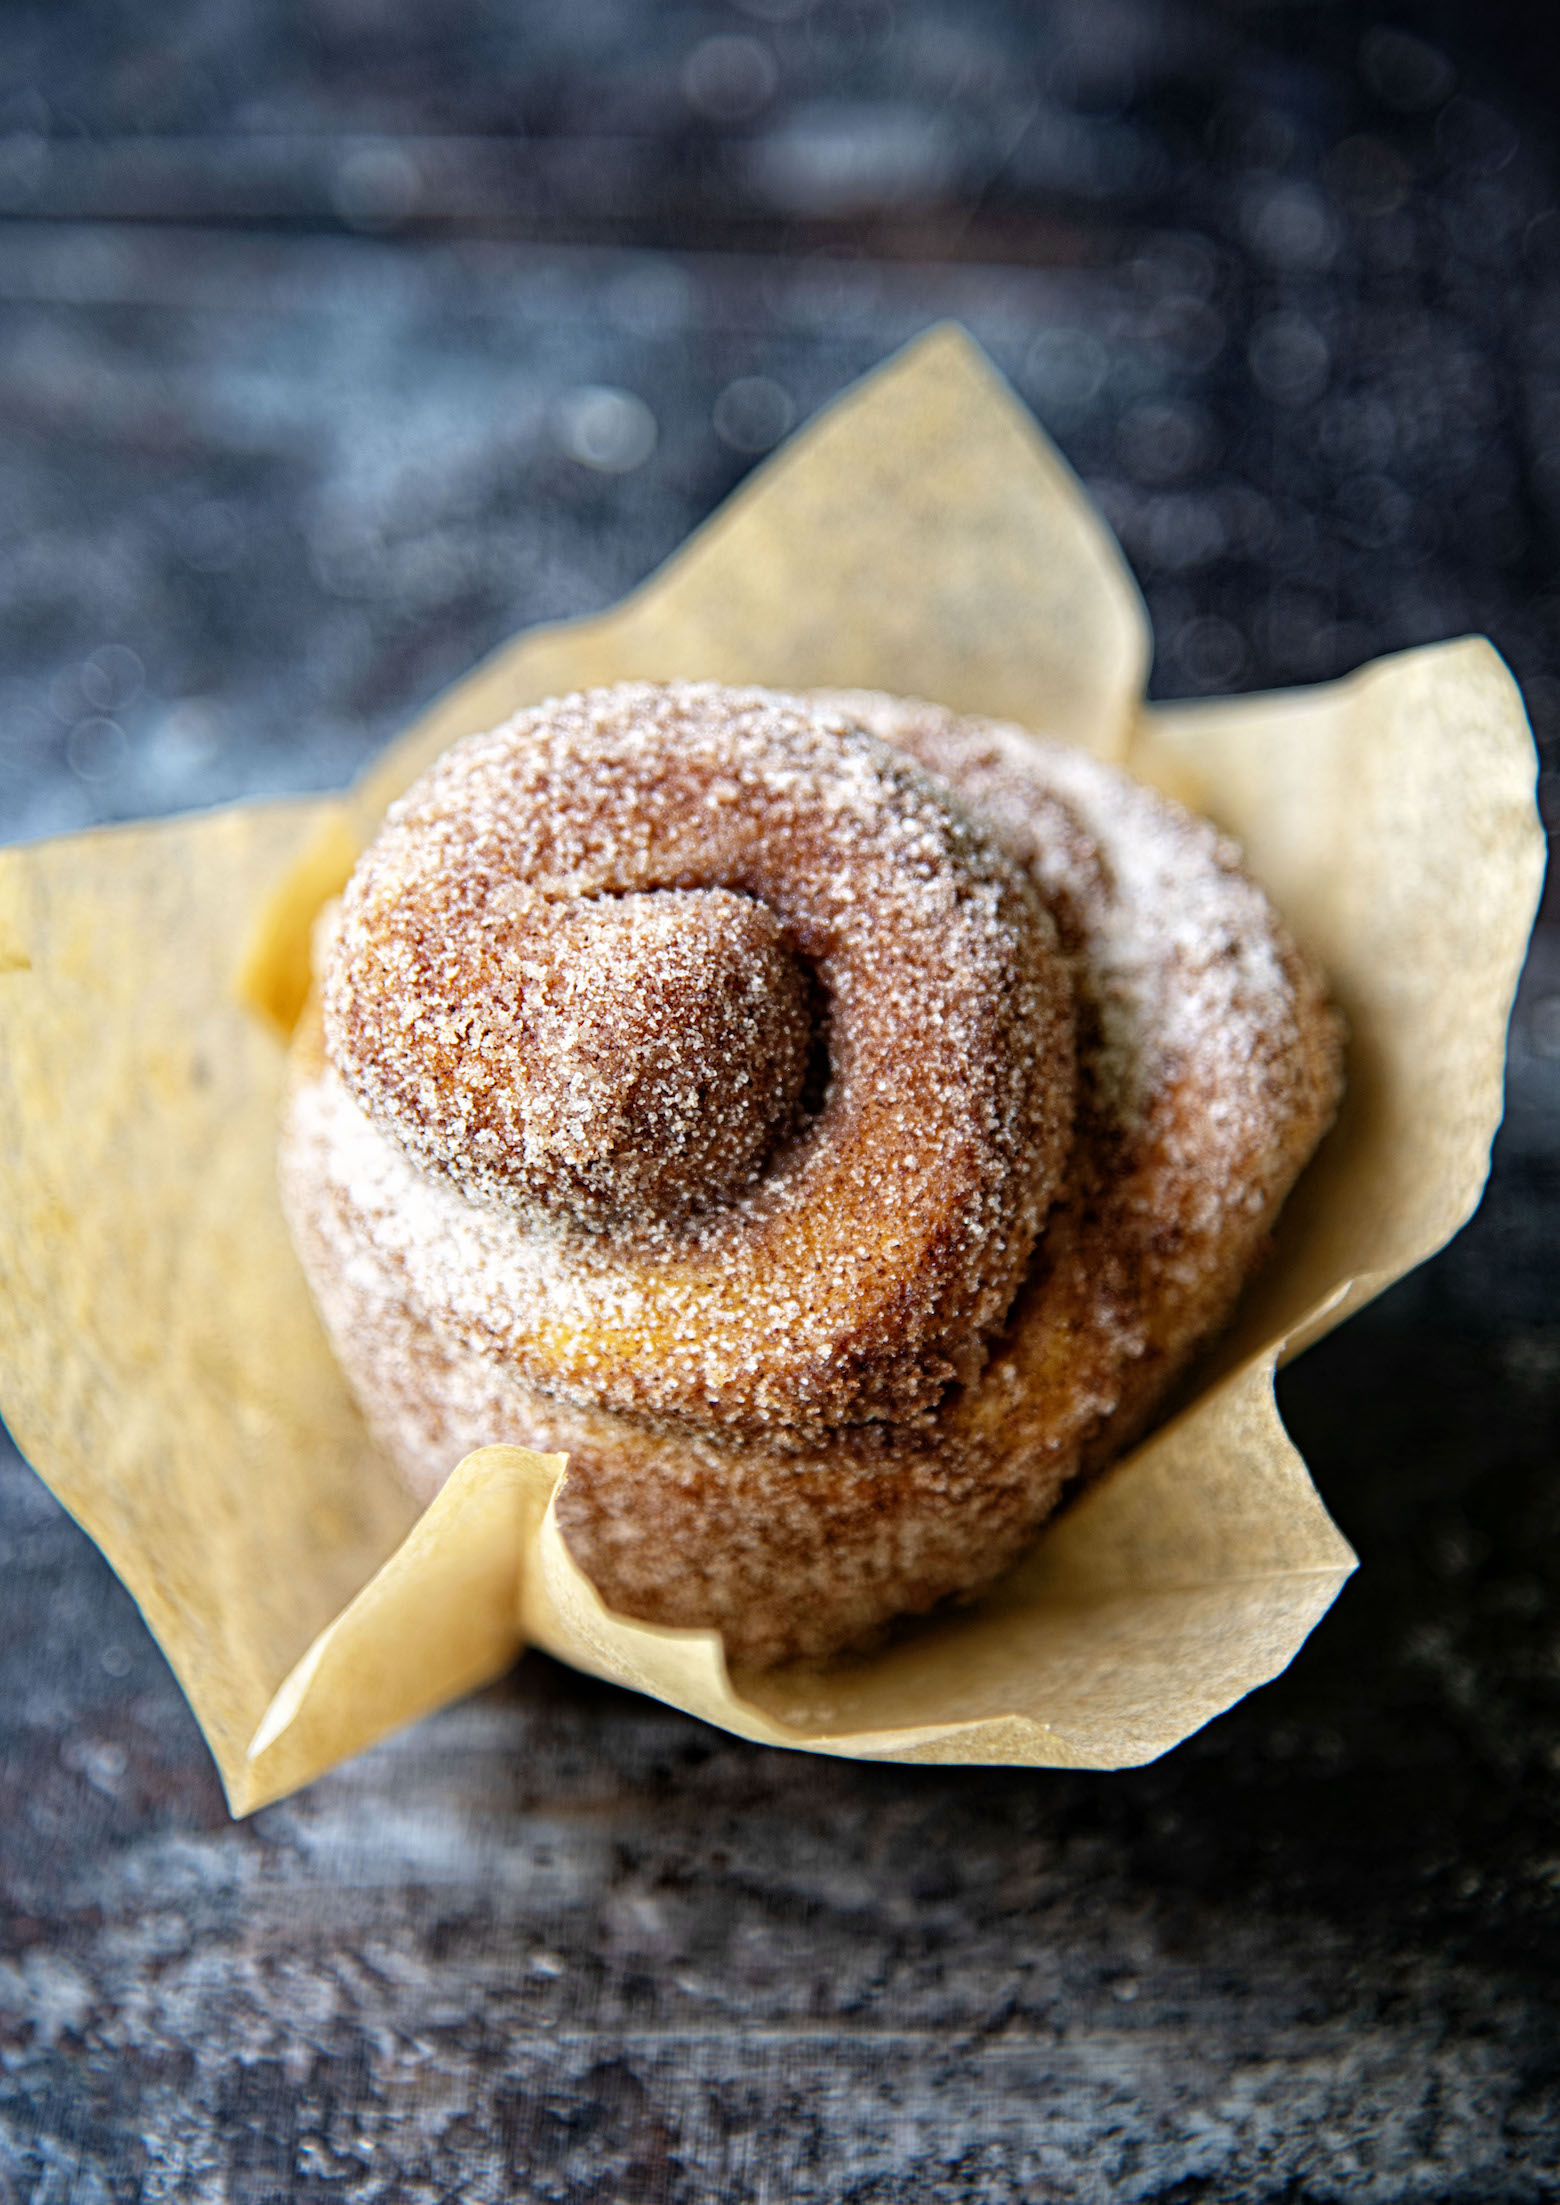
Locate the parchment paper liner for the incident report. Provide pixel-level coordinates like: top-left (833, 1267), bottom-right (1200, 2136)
top-left (0, 329), bottom-right (1541, 1814)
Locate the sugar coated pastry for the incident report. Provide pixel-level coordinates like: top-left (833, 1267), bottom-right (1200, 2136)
top-left (281, 681), bottom-right (1343, 1666)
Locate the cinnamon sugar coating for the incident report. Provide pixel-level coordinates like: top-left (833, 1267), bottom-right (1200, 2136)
top-left (320, 683), bottom-right (1076, 1436)
top-left (332, 884), bottom-right (813, 1230)
top-left (281, 682), bottom-right (1344, 1667)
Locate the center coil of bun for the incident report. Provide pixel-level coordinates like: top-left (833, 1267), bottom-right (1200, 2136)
top-left (321, 684), bottom-right (1079, 1439)
top-left (353, 882), bottom-right (817, 1232)
top-left (506, 887), bottom-right (817, 1230)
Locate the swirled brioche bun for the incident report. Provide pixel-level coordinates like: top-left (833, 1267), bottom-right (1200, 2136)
top-left (281, 682), bottom-right (1342, 1666)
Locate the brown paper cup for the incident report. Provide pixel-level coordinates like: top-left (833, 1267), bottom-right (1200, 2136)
top-left (0, 328), bottom-right (1542, 1812)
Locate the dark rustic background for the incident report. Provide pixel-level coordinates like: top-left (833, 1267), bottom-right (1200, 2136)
top-left (3, 2), bottom-right (1559, 2197)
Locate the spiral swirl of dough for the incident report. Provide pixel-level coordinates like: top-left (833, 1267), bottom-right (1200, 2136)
top-left (282, 682), bottom-right (1343, 1666)
top-left (314, 683), bottom-right (1076, 1438)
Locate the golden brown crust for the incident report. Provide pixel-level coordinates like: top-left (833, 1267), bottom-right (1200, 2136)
top-left (321, 683), bottom-right (1076, 1436)
top-left (279, 682), bottom-right (1344, 1667)
top-left (358, 883), bottom-right (816, 1231)
top-left (829, 691), bottom-right (1346, 1459)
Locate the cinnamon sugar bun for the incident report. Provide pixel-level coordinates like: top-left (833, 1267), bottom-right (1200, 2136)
top-left (280, 681), bottom-right (1343, 1665)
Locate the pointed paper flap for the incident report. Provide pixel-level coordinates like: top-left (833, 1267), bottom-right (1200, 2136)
top-left (1132, 638), bottom-right (1543, 1363)
top-left (0, 802), bottom-right (417, 1787)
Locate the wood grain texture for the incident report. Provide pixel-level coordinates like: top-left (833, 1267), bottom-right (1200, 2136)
top-left (4, 1313), bottom-right (1560, 2198)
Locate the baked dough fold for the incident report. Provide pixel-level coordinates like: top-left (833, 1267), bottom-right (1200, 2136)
top-left (281, 682), bottom-right (1342, 1664)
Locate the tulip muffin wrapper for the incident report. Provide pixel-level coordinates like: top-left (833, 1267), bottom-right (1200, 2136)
top-left (0, 328), bottom-right (1542, 1813)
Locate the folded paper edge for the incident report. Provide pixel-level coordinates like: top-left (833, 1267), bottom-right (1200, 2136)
top-left (233, 1443), bottom-right (567, 1815)
top-left (230, 1332), bottom-right (1358, 1809)
top-left (1133, 635), bottom-right (1546, 1364)
top-left (510, 1345), bottom-right (1356, 1775)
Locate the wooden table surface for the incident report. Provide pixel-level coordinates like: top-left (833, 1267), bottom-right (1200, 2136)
top-left (2, 4), bottom-right (1558, 2196)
